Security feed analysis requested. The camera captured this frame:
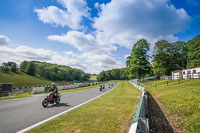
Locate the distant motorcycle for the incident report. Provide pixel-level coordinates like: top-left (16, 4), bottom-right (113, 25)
top-left (99, 85), bottom-right (103, 91)
top-left (42, 92), bottom-right (61, 108)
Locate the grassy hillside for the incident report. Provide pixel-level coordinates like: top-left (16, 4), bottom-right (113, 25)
top-left (29, 82), bottom-right (141, 133)
top-left (0, 72), bottom-right (51, 88)
top-left (90, 75), bottom-right (97, 80)
top-left (141, 79), bottom-right (200, 132)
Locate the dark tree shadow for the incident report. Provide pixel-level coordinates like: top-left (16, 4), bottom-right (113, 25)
top-left (148, 92), bottom-right (174, 133)
top-left (48, 103), bottom-right (71, 108)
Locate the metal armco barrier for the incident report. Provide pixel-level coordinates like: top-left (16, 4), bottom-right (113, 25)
top-left (129, 80), bottom-right (149, 133)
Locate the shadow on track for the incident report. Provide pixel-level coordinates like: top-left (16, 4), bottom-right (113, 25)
top-left (48, 103), bottom-right (71, 108)
top-left (148, 92), bottom-right (174, 133)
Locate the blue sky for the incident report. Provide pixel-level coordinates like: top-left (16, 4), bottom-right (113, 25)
top-left (0, 0), bottom-right (199, 74)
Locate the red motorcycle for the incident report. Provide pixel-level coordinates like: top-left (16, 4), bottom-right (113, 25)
top-left (42, 92), bottom-right (61, 108)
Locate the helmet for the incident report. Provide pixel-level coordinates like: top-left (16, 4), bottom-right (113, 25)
top-left (51, 83), bottom-right (56, 88)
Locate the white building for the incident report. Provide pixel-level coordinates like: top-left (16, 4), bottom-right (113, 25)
top-left (172, 67), bottom-right (200, 80)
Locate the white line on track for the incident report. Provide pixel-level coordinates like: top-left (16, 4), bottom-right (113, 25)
top-left (17, 83), bottom-right (119, 133)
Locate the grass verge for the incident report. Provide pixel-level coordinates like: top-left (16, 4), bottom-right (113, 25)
top-left (141, 79), bottom-right (200, 132)
top-left (0, 92), bottom-right (31, 100)
top-left (28, 81), bottom-right (141, 133)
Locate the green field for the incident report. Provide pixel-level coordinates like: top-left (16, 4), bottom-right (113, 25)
top-left (90, 75), bottom-right (97, 80)
top-left (0, 72), bottom-right (52, 88)
top-left (29, 81), bottom-right (141, 133)
top-left (141, 79), bottom-right (200, 132)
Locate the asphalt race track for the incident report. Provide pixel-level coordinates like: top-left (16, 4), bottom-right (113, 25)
top-left (0, 83), bottom-right (118, 133)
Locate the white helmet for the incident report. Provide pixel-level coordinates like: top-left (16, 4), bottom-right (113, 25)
top-left (51, 83), bottom-right (56, 87)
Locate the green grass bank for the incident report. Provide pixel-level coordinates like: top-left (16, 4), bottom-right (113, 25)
top-left (0, 72), bottom-right (52, 88)
top-left (141, 79), bottom-right (200, 132)
top-left (29, 81), bottom-right (141, 133)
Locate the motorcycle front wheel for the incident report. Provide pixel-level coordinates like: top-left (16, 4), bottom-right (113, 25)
top-left (42, 99), bottom-right (48, 108)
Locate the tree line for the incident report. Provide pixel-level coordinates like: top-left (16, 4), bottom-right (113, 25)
top-left (97, 34), bottom-right (200, 81)
top-left (1, 61), bottom-right (90, 82)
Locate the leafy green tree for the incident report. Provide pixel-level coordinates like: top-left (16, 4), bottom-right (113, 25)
top-left (153, 40), bottom-right (174, 75)
top-left (80, 73), bottom-right (90, 81)
top-left (2, 63), bottom-right (10, 73)
top-left (187, 35), bottom-right (200, 68)
top-left (37, 65), bottom-right (45, 77)
top-left (129, 39), bottom-right (151, 79)
top-left (97, 71), bottom-right (106, 81)
top-left (105, 70), bottom-right (112, 80)
top-left (111, 69), bottom-right (121, 80)
top-left (120, 68), bottom-right (129, 80)
top-left (172, 41), bottom-right (188, 69)
top-left (126, 56), bottom-right (131, 67)
top-left (20, 61), bottom-right (28, 72)
top-left (10, 63), bottom-right (17, 72)
top-left (153, 40), bottom-right (188, 76)
top-left (25, 62), bottom-right (36, 76)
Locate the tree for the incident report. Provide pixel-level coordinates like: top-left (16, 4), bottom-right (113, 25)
top-left (111, 69), bottom-right (121, 80)
top-left (97, 71), bottom-right (106, 81)
top-left (2, 63), bottom-right (10, 73)
top-left (153, 40), bottom-right (174, 76)
top-left (25, 62), bottom-right (36, 76)
top-left (80, 73), bottom-right (90, 81)
top-left (172, 41), bottom-right (188, 69)
top-left (120, 68), bottom-right (129, 80)
top-left (37, 65), bottom-right (45, 77)
top-left (20, 61), bottom-right (28, 72)
top-left (153, 40), bottom-right (188, 76)
top-left (10, 63), bottom-right (17, 72)
top-left (129, 39), bottom-right (151, 79)
top-left (187, 35), bottom-right (200, 68)
top-left (126, 56), bottom-right (131, 67)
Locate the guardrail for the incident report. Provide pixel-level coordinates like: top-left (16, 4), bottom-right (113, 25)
top-left (129, 80), bottom-right (149, 133)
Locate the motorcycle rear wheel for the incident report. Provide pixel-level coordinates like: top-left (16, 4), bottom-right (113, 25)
top-left (55, 97), bottom-right (60, 104)
top-left (42, 99), bottom-right (48, 108)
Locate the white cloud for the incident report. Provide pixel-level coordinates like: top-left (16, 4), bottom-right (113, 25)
top-left (0, 35), bottom-right (10, 46)
top-left (0, 45), bottom-right (87, 71)
top-left (47, 31), bottom-right (123, 73)
top-left (48, 31), bottom-right (117, 54)
top-left (93, 0), bottom-right (191, 48)
top-left (34, 0), bottom-right (89, 29)
top-left (82, 52), bottom-right (123, 69)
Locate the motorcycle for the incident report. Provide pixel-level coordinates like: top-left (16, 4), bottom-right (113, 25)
top-left (99, 85), bottom-right (103, 91)
top-left (42, 92), bottom-right (61, 108)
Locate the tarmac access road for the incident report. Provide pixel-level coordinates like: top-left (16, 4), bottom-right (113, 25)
top-left (0, 83), bottom-right (118, 133)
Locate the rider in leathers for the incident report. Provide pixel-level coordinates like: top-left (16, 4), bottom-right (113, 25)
top-left (48, 83), bottom-right (58, 102)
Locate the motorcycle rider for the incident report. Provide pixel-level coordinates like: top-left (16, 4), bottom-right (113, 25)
top-left (48, 83), bottom-right (58, 102)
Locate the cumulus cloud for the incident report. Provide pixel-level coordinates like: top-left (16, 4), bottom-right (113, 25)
top-left (29, 0), bottom-right (193, 73)
top-left (0, 35), bottom-right (10, 46)
top-left (48, 30), bottom-right (117, 54)
top-left (82, 52), bottom-right (123, 69)
top-left (93, 0), bottom-right (191, 48)
top-left (47, 31), bottom-right (123, 72)
top-left (34, 0), bottom-right (89, 29)
top-left (0, 45), bottom-right (87, 71)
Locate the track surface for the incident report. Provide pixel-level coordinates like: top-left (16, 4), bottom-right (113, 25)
top-left (0, 83), bottom-right (118, 133)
